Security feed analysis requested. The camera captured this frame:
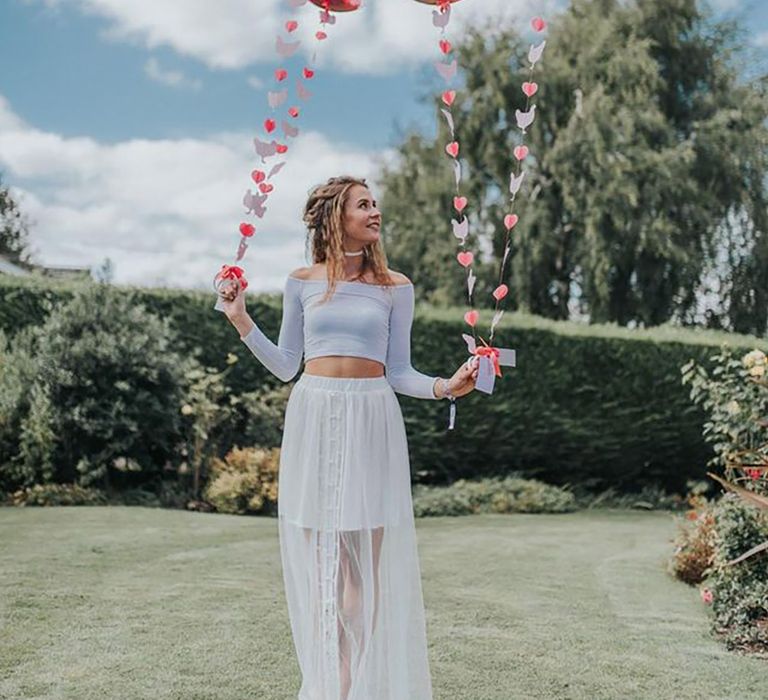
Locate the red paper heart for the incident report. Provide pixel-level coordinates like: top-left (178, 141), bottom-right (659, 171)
top-left (251, 170), bottom-right (266, 184)
top-left (240, 223), bottom-right (256, 238)
top-left (316, 31), bottom-right (327, 40)
top-left (442, 90), bottom-right (456, 106)
top-left (275, 68), bottom-right (288, 82)
top-left (513, 145), bottom-right (529, 161)
top-left (285, 20), bottom-right (298, 33)
top-left (504, 214), bottom-right (519, 230)
top-left (303, 67), bottom-right (315, 79)
top-left (453, 196), bottom-right (468, 213)
top-left (264, 119), bottom-right (276, 134)
top-left (259, 183), bottom-right (274, 194)
top-left (531, 17), bottom-right (546, 32)
top-left (457, 251), bottom-right (474, 268)
top-left (276, 144), bottom-right (288, 154)
top-left (493, 284), bottom-right (508, 301)
top-left (522, 81), bottom-right (538, 97)
top-left (445, 141), bottom-right (459, 158)
top-left (464, 309), bottom-right (479, 327)
top-left (288, 107), bottom-right (299, 118)
top-left (439, 39), bottom-right (452, 55)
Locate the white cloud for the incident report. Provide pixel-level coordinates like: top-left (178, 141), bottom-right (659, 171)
top-left (754, 31), bottom-right (768, 48)
top-left (247, 75), bottom-right (265, 90)
top-left (0, 94), bottom-right (389, 292)
top-left (32, 0), bottom-right (557, 74)
top-left (144, 57), bottom-right (202, 90)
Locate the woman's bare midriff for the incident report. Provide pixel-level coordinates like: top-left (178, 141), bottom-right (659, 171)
top-left (304, 356), bottom-right (385, 378)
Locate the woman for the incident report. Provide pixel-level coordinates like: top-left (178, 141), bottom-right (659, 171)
top-left (220, 176), bottom-right (478, 700)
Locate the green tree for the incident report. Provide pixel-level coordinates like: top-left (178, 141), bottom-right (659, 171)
top-left (0, 174), bottom-right (33, 266)
top-left (379, 0), bottom-right (768, 333)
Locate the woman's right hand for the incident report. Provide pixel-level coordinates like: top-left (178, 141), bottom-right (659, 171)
top-left (219, 277), bottom-right (247, 321)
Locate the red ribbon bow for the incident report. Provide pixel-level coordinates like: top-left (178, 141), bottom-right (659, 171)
top-left (475, 345), bottom-right (502, 377)
top-left (217, 264), bottom-right (248, 291)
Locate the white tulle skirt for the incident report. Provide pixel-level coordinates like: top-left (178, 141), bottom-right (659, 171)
top-left (278, 373), bottom-right (433, 700)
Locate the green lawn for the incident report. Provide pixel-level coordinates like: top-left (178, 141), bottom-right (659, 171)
top-left (0, 507), bottom-right (764, 700)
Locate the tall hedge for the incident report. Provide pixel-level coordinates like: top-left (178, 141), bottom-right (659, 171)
top-left (2, 275), bottom-right (767, 493)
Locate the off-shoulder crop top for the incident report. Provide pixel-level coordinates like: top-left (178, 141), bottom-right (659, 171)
top-left (239, 275), bottom-right (440, 400)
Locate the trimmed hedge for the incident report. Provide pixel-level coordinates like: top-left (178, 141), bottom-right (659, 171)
top-left (3, 275), bottom-right (767, 493)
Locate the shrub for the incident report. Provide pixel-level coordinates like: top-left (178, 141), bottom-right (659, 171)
top-left (6, 483), bottom-right (107, 507)
top-left (669, 501), bottom-right (717, 586)
top-left (0, 283), bottom-right (192, 492)
top-left (204, 446), bottom-right (280, 515)
top-left (411, 475), bottom-right (577, 517)
top-left (706, 494), bottom-right (768, 654)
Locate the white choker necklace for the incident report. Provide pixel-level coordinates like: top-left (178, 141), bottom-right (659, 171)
top-left (343, 249), bottom-right (364, 257)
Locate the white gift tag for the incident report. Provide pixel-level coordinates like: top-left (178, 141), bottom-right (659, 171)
top-left (474, 356), bottom-right (496, 394)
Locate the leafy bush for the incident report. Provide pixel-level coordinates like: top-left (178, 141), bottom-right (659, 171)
top-left (682, 347), bottom-right (768, 485)
top-left (6, 483), bottom-right (107, 507)
top-left (706, 494), bottom-right (768, 654)
top-left (0, 283), bottom-right (191, 492)
top-left (668, 487), bottom-right (717, 585)
top-left (412, 475), bottom-right (577, 517)
top-left (204, 446), bottom-right (280, 515)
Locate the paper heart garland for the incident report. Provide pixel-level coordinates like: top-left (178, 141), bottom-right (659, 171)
top-left (446, 141), bottom-right (459, 158)
top-left (457, 251), bottom-right (474, 268)
top-left (239, 223), bottom-right (256, 238)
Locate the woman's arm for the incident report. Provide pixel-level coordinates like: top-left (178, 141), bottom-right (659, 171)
top-left (385, 282), bottom-right (443, 400)
top-left (232, 276), bottom-right (304, 382)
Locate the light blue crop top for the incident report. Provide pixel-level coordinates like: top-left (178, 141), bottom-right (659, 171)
top-left (239, 275), bottom-right (440, 400)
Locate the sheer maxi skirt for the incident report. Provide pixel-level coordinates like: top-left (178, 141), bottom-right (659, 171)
top-left (278, 373), bottom-right (433, 700)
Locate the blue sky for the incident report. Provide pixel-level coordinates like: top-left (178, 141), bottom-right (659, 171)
top-left (0, 0), bottom-right (766, 291)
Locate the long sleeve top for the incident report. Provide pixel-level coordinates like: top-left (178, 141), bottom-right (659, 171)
top-left (239, 275), bottom-right (440, 400)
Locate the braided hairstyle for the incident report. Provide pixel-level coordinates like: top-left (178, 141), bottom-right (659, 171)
top-left (302, 176), bottom-right (395, 304)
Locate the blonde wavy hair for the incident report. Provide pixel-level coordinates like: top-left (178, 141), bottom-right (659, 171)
top-left (302, 176), bottom-right (396, 304)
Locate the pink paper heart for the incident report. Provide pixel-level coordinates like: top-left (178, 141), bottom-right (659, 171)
top-left (259, 183), bottom-right (274, 194)
top-left (454, 196), bottom-right (468, 213)
top-left (445, 141), bottom-right (459, 158)
top-left (464, 309), bottom-right (479, 327)
top-left (493, 284), bottom-right (508, 301)
top-left (439, 39), bottom-right (452, 55)
top-left (251, 170), bottom-right (266, 184)
top-left (285, 20), bottom-right (298, 33)
top-left (504, 214), bottom-right (519, 230)
top-left (276, 144), bottom-right (288, 154)
top-left (513, 145), bottom-right (529, 161)
top-left (442, 90), bottom-right (456, 106)
top-left (303, 67), bottom-right (315, 79)
top-left (457, 251), bottom-right (474, 268)
top-left (316, 31), bottom-right (327, 40)
top-left (240, 223), bottom-right (255, 238)
top-left (264, 119), bottom-right (276, 134)
top-left (522, 81), bottom-right (538, 97)
top-left (531, 17), bottom-right (546, 32)
top-left (288, 106), bottom-right (299, 118)
top-left (275, 68), bottom-right (288, 82)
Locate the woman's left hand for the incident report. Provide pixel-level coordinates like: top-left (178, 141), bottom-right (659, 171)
top-left (445, 357), bottom-right (479, 398)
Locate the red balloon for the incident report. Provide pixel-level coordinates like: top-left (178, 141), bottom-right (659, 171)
top-left (308, 0), bottom-right (361, 11)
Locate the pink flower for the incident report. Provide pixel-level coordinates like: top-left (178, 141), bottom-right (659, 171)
top-left (700, 588), bottom-right (713, 604)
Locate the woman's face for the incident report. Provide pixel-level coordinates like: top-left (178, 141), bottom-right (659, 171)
top-left (342, 184), bottom-right (381, 248)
